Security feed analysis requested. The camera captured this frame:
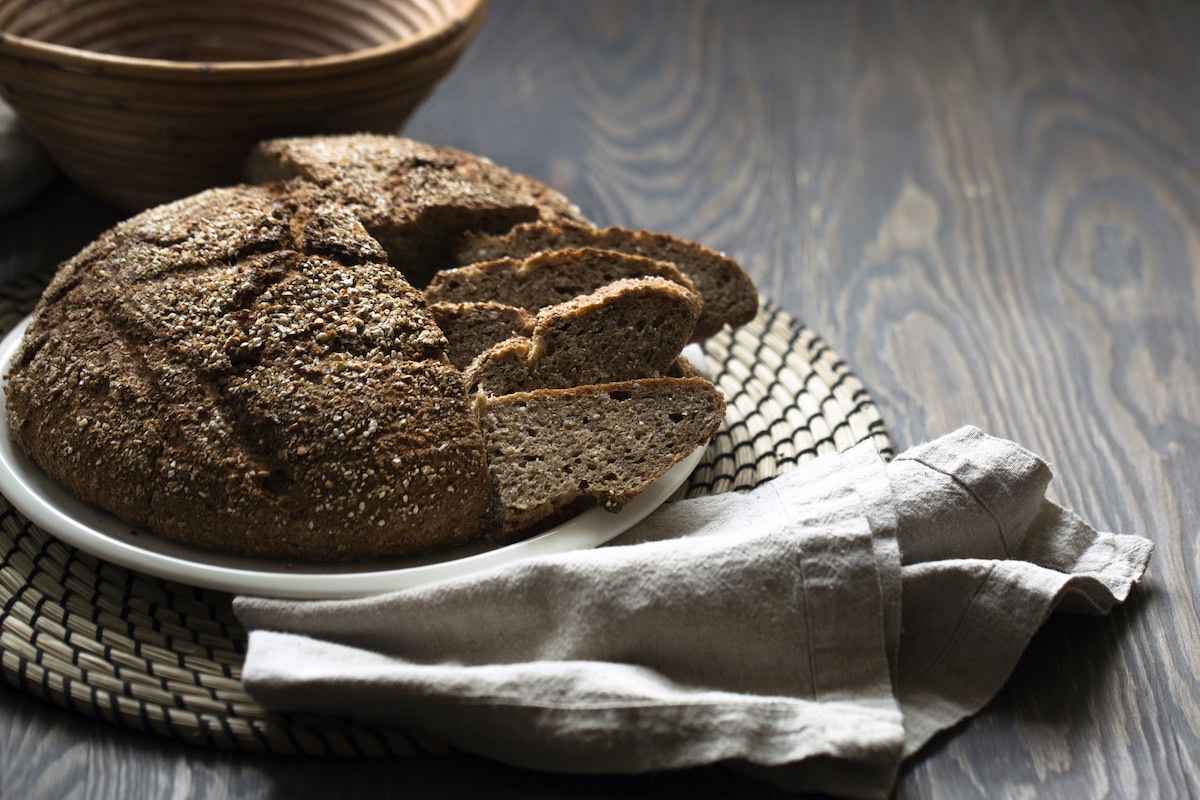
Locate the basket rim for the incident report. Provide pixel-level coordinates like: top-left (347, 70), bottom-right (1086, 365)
top-left (0, 0), bottom-right (487, 79)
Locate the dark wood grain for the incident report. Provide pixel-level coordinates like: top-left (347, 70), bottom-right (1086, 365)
top-left (2, 0), bottom-right (1199, 797)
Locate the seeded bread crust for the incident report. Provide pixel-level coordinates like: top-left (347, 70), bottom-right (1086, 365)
top-left (479, 377), bottom-right (725, 539)
top-left (5, 185), bottom-right (493, 561)
top-left (245, 135), bottom-right (591, 286)
top-left (464, 277), bottom-right (701, 396)
top-left (454, 221), bottom-right (758, 340)
top-left (424, 247), bottom-right (699, 311)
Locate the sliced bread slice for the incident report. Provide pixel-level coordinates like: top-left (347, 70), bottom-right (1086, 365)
top-left (424, 247), bottom-right (698, 311)
top-left (453, 221), bottom-right (757, 340)
top-left (428, 301), bottom-right (535, 370)
top-left (464, 277), bottom-right (701, 395)
top-left (479, 377), bottom-right (725, 539)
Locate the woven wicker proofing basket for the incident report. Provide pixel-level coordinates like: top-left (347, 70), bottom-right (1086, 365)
top-left (0, 0), bottom-right (487, 210)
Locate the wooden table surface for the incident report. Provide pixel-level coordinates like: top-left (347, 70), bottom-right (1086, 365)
top-left (2, 1), bottom-right (1197, 797)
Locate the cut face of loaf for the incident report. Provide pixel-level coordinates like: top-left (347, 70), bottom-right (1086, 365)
top-left (424, 247), bottom-right (698, 312)
top-left (464, 277), bottom-right (701, 396)
top-left (453, 221), bottom-right (758, 340)
top-left (244, 135), bottom-right (591, 286)
top-left (479, 377), bottom-right (725, 539)
top-left (427, 301), bottom-right (535, 370)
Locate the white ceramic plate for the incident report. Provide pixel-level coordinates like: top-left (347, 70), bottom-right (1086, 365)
top-left (0, 316), bottom-right (707, 599)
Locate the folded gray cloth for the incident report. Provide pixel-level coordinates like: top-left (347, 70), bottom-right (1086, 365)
top-left (235, 426), bottom-right (1153, 798)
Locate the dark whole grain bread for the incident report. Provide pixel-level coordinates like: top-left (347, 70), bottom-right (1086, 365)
top-left (478, 377), bottom-right (725, 539)
top-left (5, 185), bottom-right (493, 561)
top-left (665, 355), bottom-right (703, 378)
top-left (244, 135), bottom-right (591, 286)
top-left (424, 247), bottom-right (698, 311)
top-left (8, 134), bottom-right (736, 559)
top-left (454, 221), bottom-right (758, 340)
top-left (464, 277), bottom-right (701, 396)
top-left (427, 300), bottom-right (535, 370)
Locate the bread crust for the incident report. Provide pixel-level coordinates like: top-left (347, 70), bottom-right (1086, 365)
top-left (6, 185), bottom-right (493, 560)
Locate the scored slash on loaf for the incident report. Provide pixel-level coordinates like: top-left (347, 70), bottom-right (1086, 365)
top-left (5, 134), bottom-right (757, 561)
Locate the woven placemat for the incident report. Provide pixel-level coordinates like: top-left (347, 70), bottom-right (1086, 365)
top-left (0, 276), bottom-right (892, 756)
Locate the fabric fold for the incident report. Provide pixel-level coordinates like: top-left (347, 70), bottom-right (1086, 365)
top-left (235, 426), bottom-right (1153, 799)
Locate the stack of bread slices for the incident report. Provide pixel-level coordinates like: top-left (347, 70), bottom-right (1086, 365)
top-left (5, 135), bottom-right (757, 560)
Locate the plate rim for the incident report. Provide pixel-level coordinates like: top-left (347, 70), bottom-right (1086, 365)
top-left (0, 315), bottom-right (707, 599)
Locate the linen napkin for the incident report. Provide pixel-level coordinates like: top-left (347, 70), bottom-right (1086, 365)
top-left (234, 426), bottom-right (1153, 799)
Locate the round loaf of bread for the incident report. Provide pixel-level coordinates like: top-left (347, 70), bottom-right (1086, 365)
top-left (5, 183), bottom-right (495, 560)
top-left (7, 134), bottom-right (747, 562)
